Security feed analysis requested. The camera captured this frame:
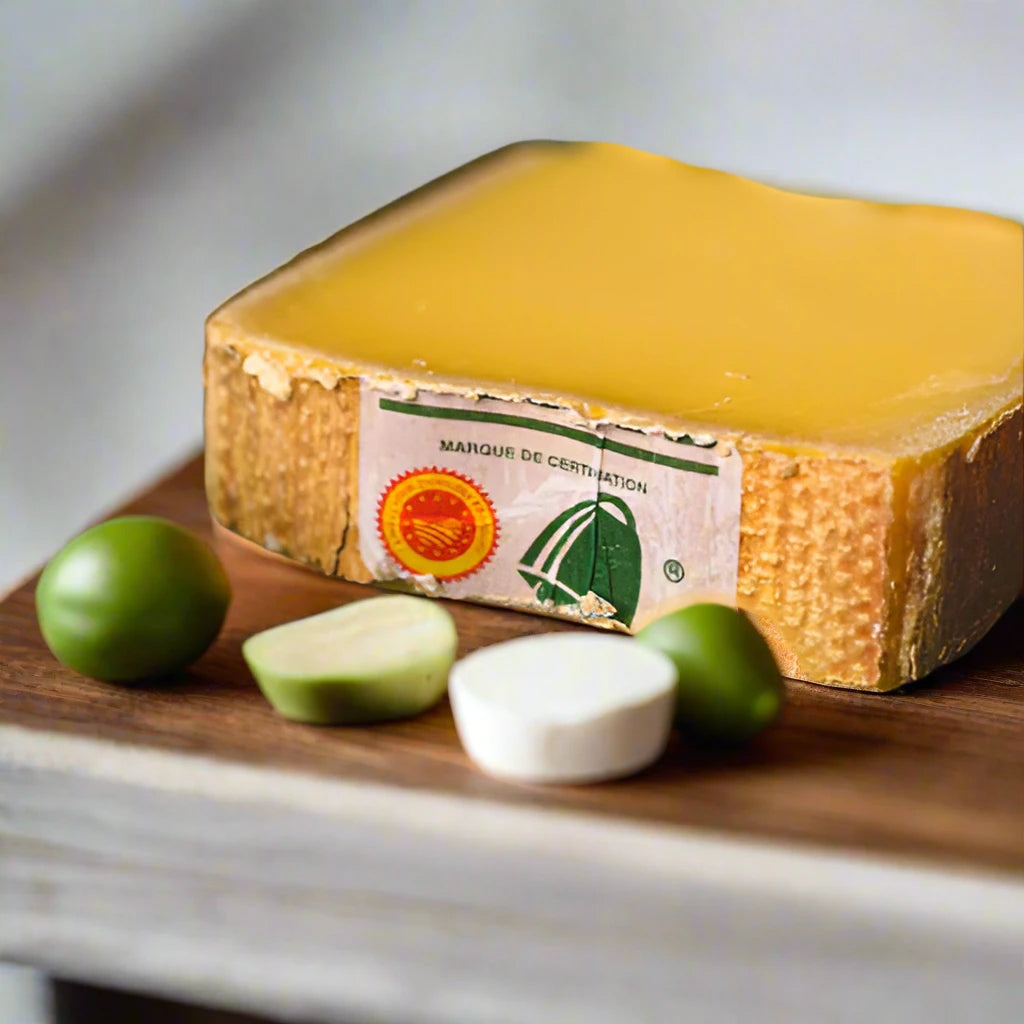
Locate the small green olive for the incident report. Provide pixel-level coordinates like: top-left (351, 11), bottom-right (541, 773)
top-left (36, 516), bottom-right (231, 683)
top-left (636, 602), bottom-right (784, 743)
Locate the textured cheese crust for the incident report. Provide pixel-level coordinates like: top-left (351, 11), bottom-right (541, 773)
top-left (203, 336), bottom-right (1023, 692)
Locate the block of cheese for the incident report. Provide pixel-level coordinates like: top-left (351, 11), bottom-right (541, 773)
top-left (204, 141), bottom-right (1023, 691)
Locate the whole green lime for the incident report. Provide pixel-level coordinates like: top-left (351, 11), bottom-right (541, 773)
top-left (636, 602), bottom-right (784, 743)
top-left (36, 516), bottom-right (231, 683)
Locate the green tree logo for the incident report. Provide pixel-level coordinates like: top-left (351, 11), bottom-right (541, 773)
top-left (517, 493), bottom-right (642, 626)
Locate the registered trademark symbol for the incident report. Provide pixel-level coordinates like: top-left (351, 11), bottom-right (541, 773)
top-left (663, 558), bottom-right (685, 583)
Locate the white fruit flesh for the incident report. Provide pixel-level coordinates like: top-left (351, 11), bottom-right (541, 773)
top-left (449, 633), bottom-right (676, 784)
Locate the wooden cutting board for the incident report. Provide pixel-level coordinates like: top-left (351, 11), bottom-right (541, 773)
top-left (2, 455), bottom-right (1023, 875)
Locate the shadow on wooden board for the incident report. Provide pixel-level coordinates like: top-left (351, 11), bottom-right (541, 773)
top-left (52, 978), bottom-right (288, 1024)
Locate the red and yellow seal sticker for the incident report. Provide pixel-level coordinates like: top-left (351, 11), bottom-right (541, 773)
top-left (376, 467), bottom-right (499, 581)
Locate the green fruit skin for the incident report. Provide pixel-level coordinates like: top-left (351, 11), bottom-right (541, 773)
top-left (242, 639), bottom-right (457, 726)
top-left (36, 516), bottom-right (231, 683)
top-left (636, 603), bottom-right (784, 743)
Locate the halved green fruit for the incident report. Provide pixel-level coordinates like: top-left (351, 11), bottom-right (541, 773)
top-left (242, 595), bottom-right (458, 724)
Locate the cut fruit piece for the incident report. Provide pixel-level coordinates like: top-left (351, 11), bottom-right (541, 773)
top-left (449, 633), bottom-right (676, 784)
top-left (242, 595), bottom-right (457, 724)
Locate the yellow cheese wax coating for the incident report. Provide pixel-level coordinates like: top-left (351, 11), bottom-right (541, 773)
top-left (206, 141), bottom-right (1023, 691)
top-left (228, 142), bottom-right (1022, 454)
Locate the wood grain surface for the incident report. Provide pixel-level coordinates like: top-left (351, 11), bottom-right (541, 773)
top-left (2, 455), bottom-right (1023, 874)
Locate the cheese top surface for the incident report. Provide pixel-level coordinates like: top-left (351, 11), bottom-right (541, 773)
top-left (218, 141), bottom-right (1023, 453)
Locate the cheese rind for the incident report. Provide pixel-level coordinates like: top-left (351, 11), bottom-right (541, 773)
top-left (204, 141), bottom-right (1024, 691)
top-left (204, 336), bottom-right (1022, 691)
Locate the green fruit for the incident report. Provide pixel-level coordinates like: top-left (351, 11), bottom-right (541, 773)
top-left (242, 595), bottom-right (458, 725)
top-left (636, 603), bottom-right (784, 743)
top-left (36, 516), bottom-right (231, 683)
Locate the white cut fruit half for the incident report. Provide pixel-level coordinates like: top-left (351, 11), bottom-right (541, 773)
top-left (449, 633), bottom-right (677, 784)
top-left (242, 595), bottom-right (458, 724)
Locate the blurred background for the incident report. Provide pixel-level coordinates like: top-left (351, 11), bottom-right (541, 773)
top-left (2, 0), bottom-right (1022, 1019)
top-left (3, 0), bottom-right (1024, 599)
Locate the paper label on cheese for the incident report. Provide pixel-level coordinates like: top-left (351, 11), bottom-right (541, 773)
top-left (357, 384), bottom-right (742, 629)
